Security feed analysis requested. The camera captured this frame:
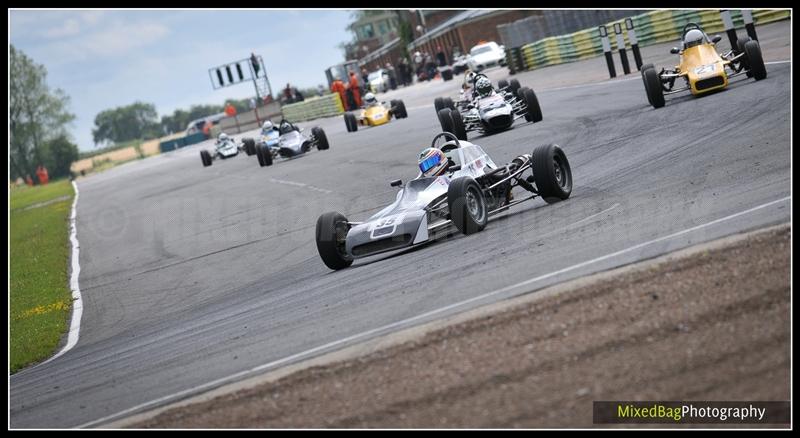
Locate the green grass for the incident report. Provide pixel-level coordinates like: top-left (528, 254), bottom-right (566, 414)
top-left (10, 180), bottom-right (75, 373)
top-left (10, 179), bottom-right (74, 210)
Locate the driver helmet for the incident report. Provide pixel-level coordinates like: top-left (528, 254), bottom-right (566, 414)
top-left (465, 70), bottom-right (476, 85)
top-left (261, 121), bottom-right (274, 132)
top-left (418, 147), bottom-right (448, 177)
top-left (364, 92), bottom-right (377, 105)
top-left (217, 133), bottom-right (229, 143)
top-left (475, 76), bottom-right (493, 97)
top-left (684, 29), bottom-right (705, 49)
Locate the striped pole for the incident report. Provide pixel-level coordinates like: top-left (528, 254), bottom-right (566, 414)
top-left (719, 10), bottom-right (740, 54)
top-left (599, 25), bottom-right (616, 78)
top-left (742, 10), bottom-right (758, 41)
top-left (614, 22), bottom-right (630, 75)
top-left (625, 17), bottom-right (642, 71)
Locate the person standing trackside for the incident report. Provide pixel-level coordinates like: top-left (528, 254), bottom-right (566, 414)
top-left (348, 70), bottom-right (362, 108)
top-left (330, 76), bottom-right (347, 110)
top-left (385, 62), bottom-right (397, 90)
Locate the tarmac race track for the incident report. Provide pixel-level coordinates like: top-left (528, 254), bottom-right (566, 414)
top-left (10, 61), bottom-right (791, 428)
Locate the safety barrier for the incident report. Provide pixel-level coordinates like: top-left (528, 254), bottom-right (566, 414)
top-left (158, 132), bottom-right (207, 153)
top-left (281, 93), bottom-right (345, 122)
top-left (518, 9), bottom-right (790, 71)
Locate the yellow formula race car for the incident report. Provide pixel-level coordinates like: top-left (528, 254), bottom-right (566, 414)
top-left (641, 22), bottom-right (767, 109)
top-left (343, 95), bottom-right (408, 132)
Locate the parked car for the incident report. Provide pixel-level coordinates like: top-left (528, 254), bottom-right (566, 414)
top-left (467, 41), bottom-right (507, 72)
top-left (368, 69), bottom-right (391, 93)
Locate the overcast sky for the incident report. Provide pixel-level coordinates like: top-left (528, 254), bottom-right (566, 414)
top-left (9, 9), bottom-right (355, 151)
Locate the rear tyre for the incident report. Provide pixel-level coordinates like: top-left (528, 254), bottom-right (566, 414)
top-left (200, 150), bottom-right (212, 167)
top-left (497, 79), bottom-right (509, 90)
top-left (315, 212), bottom-right (354, 270)
top-left (243, 138), bottom-right (256, 156)
top-left (447, 177), bottom-right (488, 235)
top-left (520, 87), bottom-right (543, 122)
top-left (743, 40), bottom-right (767, 81)
top-left (437, 108), bottom-right (455, 134)
top-left (532, 144), bottom-right (572, 204)
top-left (451, 109), bottom-right (468, 141)
top-left (643, 68), bottom-right (665, 108)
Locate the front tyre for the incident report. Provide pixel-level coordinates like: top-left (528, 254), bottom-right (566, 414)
top-left (532, 144), bottom-right (572, 204)
top-left (448, 176), bottom-right (488, 235)
top-left (312, 127), bottom-right (329, 150)
top-left (437, 108), bottom-right (455, 134)
top-left (243, 138), bottom-right (256, 156)
top-left (315, 212), bottom-right (354, 270)
top-left (200, 150), bottom-right (212, 167)
top-left (451, 109), bottom-right (468, 141)
top-left (256, 144), bottom-right (273, 167)
top-left (520, 87), bottom-right (543, 122)
top-left (743, 40), bottom-right (767, 81)
top-left (643, 67), bottom-right (665, 108)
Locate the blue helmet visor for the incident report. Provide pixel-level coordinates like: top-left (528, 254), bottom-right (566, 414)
top-left (419, 154), bottom-right (442, 173)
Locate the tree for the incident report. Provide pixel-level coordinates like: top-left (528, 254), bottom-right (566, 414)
top-left (9, 45), bottom-right (75, 180)
top-left (92, 102), bottom-right (161, 145)
top-left (41, 136), bottom-right (79, 179)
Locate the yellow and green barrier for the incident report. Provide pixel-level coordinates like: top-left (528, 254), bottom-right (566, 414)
top-left (281, 93), bottom-right (345, 122)
top-left (519, 9), bottom-right (790, 71)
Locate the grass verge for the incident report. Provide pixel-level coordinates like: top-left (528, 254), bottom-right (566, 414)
top-left (10, 179), bottom-right (75, 373)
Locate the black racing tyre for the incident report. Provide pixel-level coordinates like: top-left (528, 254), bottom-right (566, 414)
top-left (390, 99), bottom-right (398, 116)
top-left (641, 64), bottom-right (655, 106)
top-left (344, 113), bottom-right (352, 132)
top-left (509, 79), bottom-right (521, 96)
top-left (497, 79), bottom-right (509, 90)
top-left (434, 97), bottom-right (445, 114)
top-left (397, 99), bottom-right (408, 118)
top-left (450, 109), bottom-right (468, 141)
top-left (437, 108), bottom-right (455, 134)
top-left (447, 176), bottom-right (488, 235)
top-left (442, 69), bottom-right (453, 81)
top-left (256, 144), bottom-right (273, 167)
top-left (242, 138), bottom-right (256, 156)
top-left (200, 149), bottom-right (212, 167)
top-left (520, 87), bottom-right (543, 122)
top-left (532, 144), bottom-right (572, 204)
top-left (315, 211), bottom-right (354, 270)
top-left (443, 97), bottom-right (455, 111)
top-left (312, 127), bottom-right (329, 150)
top-left (743, 40), bottom-right (767, 81)
top-left (643, 67), bottom-right (665, 108)
top-left (344, 112), bottom-right (357, 132)
top-left (737, 37), bottom-right (753, 78)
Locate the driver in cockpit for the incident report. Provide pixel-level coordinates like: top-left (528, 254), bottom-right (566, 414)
top-left (417, 147), bottom-right (452, 178)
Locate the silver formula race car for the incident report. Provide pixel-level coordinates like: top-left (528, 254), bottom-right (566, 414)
top-left (315, 132), bottom-right (572, 270)
top-left (200, 134), bottom-right (250, 167)
top-left (254, 119), bottom-right (330, 167)
top-left (433, 74), bottom-right (543, 141)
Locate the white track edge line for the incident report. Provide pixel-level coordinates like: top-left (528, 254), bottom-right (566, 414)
top-left (39, 181), bottom-right (83, 368)
top-left (76, 195), bottom-right (790, 429)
